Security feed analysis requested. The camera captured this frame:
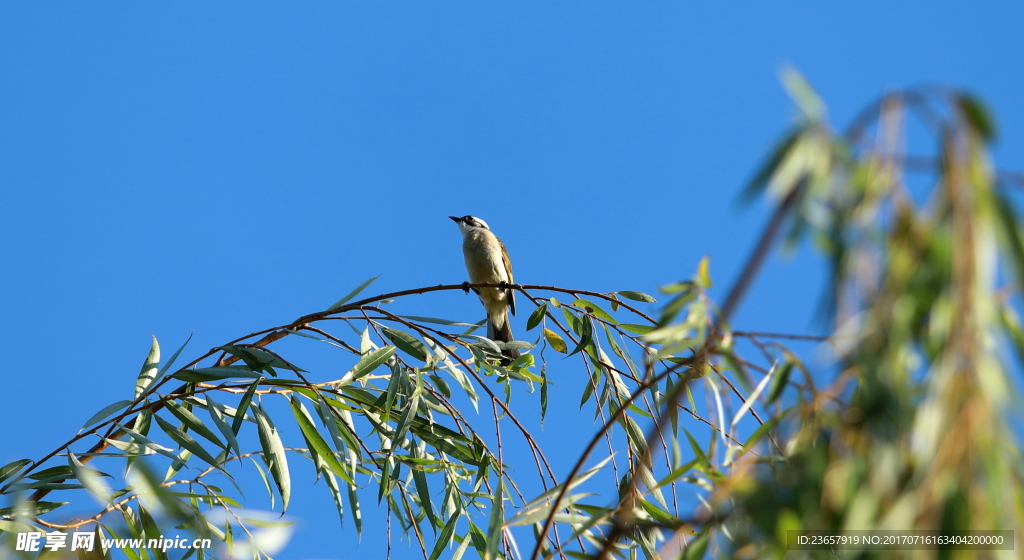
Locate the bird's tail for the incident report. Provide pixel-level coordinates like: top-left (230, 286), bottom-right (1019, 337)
top-left (487, 311), bottom-right (521, 362)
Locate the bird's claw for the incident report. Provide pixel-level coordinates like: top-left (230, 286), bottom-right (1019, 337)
top-left (499, 281), bottom-right (509, 290)
top-left (462, 281), bottom-right (471, 294)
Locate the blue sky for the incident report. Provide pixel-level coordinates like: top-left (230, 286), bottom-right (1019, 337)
top-left (2, 3), bottom-right (1023, 559)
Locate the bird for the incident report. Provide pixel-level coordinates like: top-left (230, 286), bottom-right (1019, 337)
top-left (449, 215), bottom-right (521, 363)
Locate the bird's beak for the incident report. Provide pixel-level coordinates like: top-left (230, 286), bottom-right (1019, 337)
top-left (448, 216), bottom-right (460, 223)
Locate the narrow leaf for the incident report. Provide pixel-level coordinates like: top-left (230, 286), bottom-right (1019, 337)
top-left (82, 400), bottom-right (134, 430)
top-left (572, 299), bottom-right (617, 324)
top-left (619, 323), bottom-right (656, 335)
top-left (429, 505), bottom-right (462, 560)
top-left (485, 478), bottom-right (504, 560)
top-left (289, 396), bottom-right (349, 482)
top-left (350, 346), bottom-right (397, 382)
top-left (329, 275), bottom-right (380, 311)
top-left (156, 332), bottom-right (192, 378)
top-left (253, 404), bottom-right (292, 512)
top-left (766, 361), bottom-right (794, 404)
top-left (204, 394), bottom-right (242, 457)
top-left (616, 291), bottom-right (657, 303)
top-left (164, 401), bottom-right (225, 450)
top-left (348, 480), bottom-right (363, 536)
top-left (957, 92), bottom-right (995, 140)
top-left (67, 453), bottom-right (111, 504)
top-left (232, 377), bottom-right (263, 435)
top-left (323, 470), bottom-right (345, 528)
top-left (382, 327), bottom-right (430, 362)
top-left (526, 303), bottom-right (548, 331)
top-left (135, 335), bottom-right (161, 400)
top-left (730, 362), bottom-right (776, 431)
top-left (153, 415), bottom-right (224, 472)
top-left (0, 459), bottom-right (33, 486)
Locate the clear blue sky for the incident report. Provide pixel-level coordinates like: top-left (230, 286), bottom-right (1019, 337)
top-left (2, 3), bottom-right (1023, 559)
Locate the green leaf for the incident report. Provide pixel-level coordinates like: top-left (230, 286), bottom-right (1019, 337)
top-left (543, 329), bottom-right (567, 353)
top-left (78, 525), bottom-right (111, 560)
top-left (393, 393), bottom-right (421, 446)
top-left (742, 416), bottom-right (780, 454)
top-left (114, 424), bottom-right (187, 468)
top-left (451, 528), bottom-right (473, 560)
top-left (27, 465), bottom-right (75, 481)
top-left (485, 478), bottom-right (504, 560)
top-left (231, 377), bottom-right (263, 435)
top-left (429, 505), bottom-right (462, 560)
top-left (766, 361), bottom-right (794, 404)
top-left (572, 299), bottom-right (617, 324)
top-left (621, 415), bottom-right (649, 456)
top-left (956, 92), bottom-right (995, 140)
top-left (0, 459), bottom-right (32, 486)
top-left (780, 66), bottom-right (825, 121)
top-left (739, 126), bottom-right (803, 203)
top-left (204, 394), bottom-right (242, 457)
top-left (82, 400), bottom-right (134, 430)
top-left (328, 274), bottom-right (381, 311)
top-left (382, 327), bottom-right (430, 362)
top-left (153, 414), bottom-right (225, 472)
top-left (638, 497), bottom-right (685, 528)
top-left (411, 453), bottom-right (437, 533)
top-left (314, 399), bottom-right (356, 453)
top-left (618, 323), bottom-right (655, 335)
top-left (506, 457), bottom-right (610, 527)
top-left (540, 364), bottom-right (549, 426)
top-left (289, 396), bottom-right (350, 484)
top-left (0, 501), bottom-right (67, 518)
top-left (135, 335), bottom-right (160, 400)
top-left (164, 401), bottom-right (226, 450)
top-left (173, 366), bottom-right (260, 383)
top-left (248, 456), bottom-right (275, 509)
top-left (349, 346), bottom-right (397, 382)
top-left (683, 427), bottom-right (708, 464)
top-left (730, 361), bottom-right (776, 431)
top-left (156, 332), bottom-right (192, 379)
top-left (526, 303), bottom-right (548, 331)
top-left (137, 505), bottom-right (169, 560)
top-left (252, 404), bottom-right (291, 512)
top-left (218, 345), bottom-right (305, 375)
top-left (400, 315), bottom-right (479, 327)
top-left (348, 478), bottom-right (363, 536)
top-left (567, 315), bottom-right (594, 357)
top-left (323, 470), bottom-right (345, 528)
top-left (441, 352), bottom-right (478, 414)
top-left (103, 438), bottom-right (157, 456)
top-left (679, 530), bottom-right (710, 559)
top-left (0, 519), bottom-right (39, 534)
top-left (67, 453), bottom-right (111, 504)
top-left (616, 291), bottom-right (657, 303)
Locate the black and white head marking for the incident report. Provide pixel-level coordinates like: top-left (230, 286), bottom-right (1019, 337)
top-left (449, 215), bottom-right (491, 234)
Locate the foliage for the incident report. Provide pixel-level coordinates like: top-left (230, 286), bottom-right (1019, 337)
top-left (2, 73), bottom-right (1023, 560)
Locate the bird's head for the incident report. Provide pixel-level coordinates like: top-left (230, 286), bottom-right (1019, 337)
top-left (449, 215), bottom-right (490, 236)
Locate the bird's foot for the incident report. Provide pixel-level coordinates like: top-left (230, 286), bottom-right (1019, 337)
top-left (462, 281), bottom-right (471, 294)
top-left (499, 281), bottom-right (509, 290)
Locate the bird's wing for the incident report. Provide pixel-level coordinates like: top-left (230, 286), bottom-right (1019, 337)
top-left (499, 237), bottom-right (516, 316)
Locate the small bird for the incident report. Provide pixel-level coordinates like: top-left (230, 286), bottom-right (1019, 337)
top-left (449, 215), bottom-right (520, 362)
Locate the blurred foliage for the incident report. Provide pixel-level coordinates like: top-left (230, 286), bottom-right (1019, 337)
top-left (2, 73), bottom-right (1022, 560)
